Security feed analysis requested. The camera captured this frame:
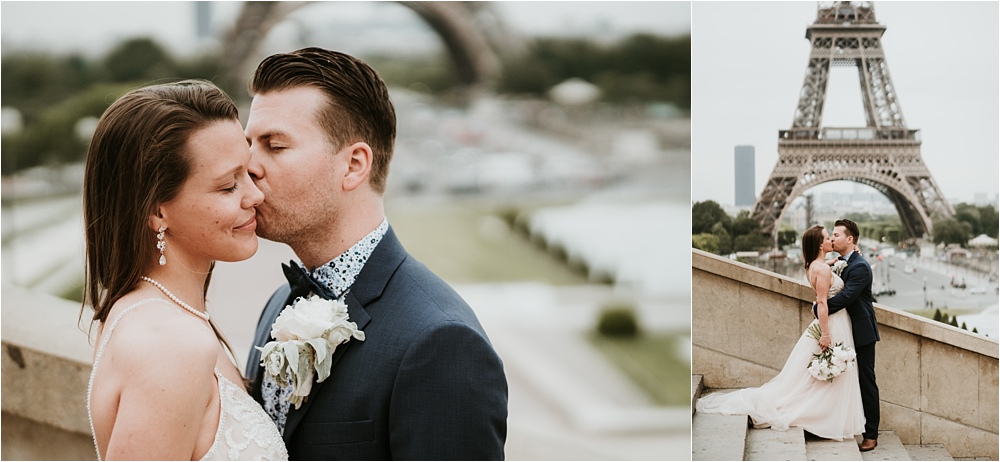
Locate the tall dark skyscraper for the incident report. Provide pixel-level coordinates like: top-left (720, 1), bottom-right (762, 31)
top-left (734, 145), bottom-right (755, 207)
top-left (195, 2), bottom-right (212, 42)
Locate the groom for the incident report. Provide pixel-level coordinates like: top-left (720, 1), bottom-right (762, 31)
top-left (820, 218), bottom-right (880, 451)
top-left (243, 48), bottom-right (507, 460)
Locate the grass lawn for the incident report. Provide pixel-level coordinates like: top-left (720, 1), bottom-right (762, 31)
top-left (587, 331), bottom-right (690, 407)
top-left (909, 307), bottom-right (983, 332)
top-left (908, 307), bottom-right (980, 319)
top-left (386, 200), bottom-right (592, 285)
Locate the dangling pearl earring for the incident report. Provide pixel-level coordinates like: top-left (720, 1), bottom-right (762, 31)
top-left (157, 226), bottom-right (167, 266)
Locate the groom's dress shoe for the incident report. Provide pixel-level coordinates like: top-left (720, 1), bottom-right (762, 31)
top-left (859, 439), bottom-right (878, 452)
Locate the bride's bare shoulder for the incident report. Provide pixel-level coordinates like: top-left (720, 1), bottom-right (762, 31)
top-left (101, 295), bottom-right (217, 374)
top-left (807, 259), bottom-right (833, 275)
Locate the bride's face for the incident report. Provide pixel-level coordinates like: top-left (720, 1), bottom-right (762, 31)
top-left (157, 119), bottom-right (264, 266)
top-left (821, 228), bottom-right (833, 254)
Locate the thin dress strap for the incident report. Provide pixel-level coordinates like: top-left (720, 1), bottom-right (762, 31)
top-left (86, 298), bottom-right (175, 461)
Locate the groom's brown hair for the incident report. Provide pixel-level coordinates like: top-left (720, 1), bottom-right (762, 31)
top-left (834, 219), bottom-right (860, 244)
top-left (248, 47), bottom-right (396, 194)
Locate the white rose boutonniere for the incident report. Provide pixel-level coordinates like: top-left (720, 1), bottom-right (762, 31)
top-left (832, 260), bottom-right (848, 276)
top-left (257, 295), bottom-right (365, 409)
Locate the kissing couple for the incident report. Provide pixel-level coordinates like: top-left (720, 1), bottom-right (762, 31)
top-left (82, 48), bottom-right (508, 460)
top-left (697, 219), bottom-right (881, 452)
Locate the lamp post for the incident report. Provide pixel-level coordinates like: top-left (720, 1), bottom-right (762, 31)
top-left (923, 276), bottom-right (928, 308)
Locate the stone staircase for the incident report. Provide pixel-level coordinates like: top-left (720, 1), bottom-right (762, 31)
top-left (691, 375), bottom-right (956, 461)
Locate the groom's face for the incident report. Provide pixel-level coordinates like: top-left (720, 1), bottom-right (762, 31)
top-left (246, 86), bottom-right (348, 244)
top-left (831, 225), bottom-right (854, 255)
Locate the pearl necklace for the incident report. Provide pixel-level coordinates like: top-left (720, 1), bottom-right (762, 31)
top-left (141, 276), bottom-right (210, 322)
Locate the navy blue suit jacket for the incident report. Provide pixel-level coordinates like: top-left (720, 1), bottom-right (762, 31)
top-left (246, 227), bottom-right (508, 460)
top-left (821, 251), bottom-right (880, 347)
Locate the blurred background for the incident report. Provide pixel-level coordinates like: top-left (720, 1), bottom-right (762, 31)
top-left (1, 2), bottom-right (691, 460)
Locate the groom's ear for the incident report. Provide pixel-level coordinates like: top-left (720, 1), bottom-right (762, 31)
top-left (342, 141), bottom-right (373, 192)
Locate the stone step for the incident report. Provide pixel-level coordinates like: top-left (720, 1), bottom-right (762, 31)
top-left (691, 374), bottom-right (704, 414)
top-left (805, 432), bottom-right (864, 461)
top-left (859, 431), bottom-right (911, 461)
top-left (745, 426), bottom-right (808, 461)
top-left (692, 411), bottom-right (749, 461)
top-left (693, 388), bottom-right (952, 461)
top-left (903, 444), bottom-right (954, 461)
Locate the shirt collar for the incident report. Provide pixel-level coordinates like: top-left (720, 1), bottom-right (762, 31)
top-left (310, 217), bottom-right (389, 300)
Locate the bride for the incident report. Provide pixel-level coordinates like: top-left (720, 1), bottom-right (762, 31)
top-left (696, 225), bottom-right (865, 440)
top-left (83, 80), bottom-right (288, 460)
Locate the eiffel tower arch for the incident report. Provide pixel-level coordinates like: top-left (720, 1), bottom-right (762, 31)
top-left (751, 1), bottom-right (953, 241)
top-left (218, 2), bottom-right (518, 94)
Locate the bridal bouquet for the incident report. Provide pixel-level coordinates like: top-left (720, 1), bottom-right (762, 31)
top-left (257, 295), bottom-right (365, 409)
top-left (805, 323), bottom-right (856, 383)
top-left (832, 260), bottom-right (848, 276)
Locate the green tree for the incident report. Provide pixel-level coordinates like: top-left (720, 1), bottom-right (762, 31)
top-left (730, 210), bottom-right (761, 237)
top-left (728, 210), bottom-right (770, 251)
top-left (499, 33), bottom-right (691, 108)
top-left (711, 222), bottom-right (734, 255)
top-left (2, 82), bottom-right (134, 173)
top-left (777, 226), bottom-right (798, 249)
top-left (692, 233), bottom-right (719, 254)
top-left (692, 200), bottom-right (730, 235)
top-left (733, 233), bottom-right (770, 252)
top-left (1, 52), bottom-right (103, 123)
top-left (932, 218), bottom-right (973, 246)
top-left (954, 203), bottom-right (981, 234)
top-left (103, 38), bottom-right (174, 83)
top-left (975, 204), bottom-right (999, 238)
top-left (883, 226), bottom-right (902, 244)
top-left (952, 203), bottom-right (999, 238)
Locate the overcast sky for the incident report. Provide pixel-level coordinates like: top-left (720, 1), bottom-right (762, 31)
top-left (691, 1), bottom-right (999, 206)
top-left (4, 2), bottom-right (993, 206)
top-left (1, 2), bottom-right (690, 58)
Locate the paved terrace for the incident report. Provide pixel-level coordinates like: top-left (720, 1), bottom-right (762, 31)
top-left (1, 242), bottom-right (689, 460)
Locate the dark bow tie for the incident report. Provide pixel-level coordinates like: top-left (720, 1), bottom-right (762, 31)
top-left (838, 255), bottom-right (848, 261)
top-left (282, 261), bottom-right (336, 300)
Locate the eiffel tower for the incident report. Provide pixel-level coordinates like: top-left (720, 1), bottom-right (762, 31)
top-left (751, 1), bottom-right (953, 240)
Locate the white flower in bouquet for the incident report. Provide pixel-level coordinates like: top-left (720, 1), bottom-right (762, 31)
top-left (257, 295), bottom-right (365, 409)
top-left (832, 260), bottom-right (848, 276)
top-left (804, 321), bottom-right (856, 382)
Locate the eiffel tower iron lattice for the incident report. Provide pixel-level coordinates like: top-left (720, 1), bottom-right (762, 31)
top-left (750, 1), bottom-right (953, 240)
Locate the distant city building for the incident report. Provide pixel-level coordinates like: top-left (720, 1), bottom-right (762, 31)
top-left (972, 192), bottom-right (999, 207)
top-left (194, 2), bottom-right (212, 43)
top-left (734, 145), bottom-right (755, 207)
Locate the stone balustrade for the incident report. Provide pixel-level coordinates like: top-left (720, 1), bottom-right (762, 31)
top-left (692, 249), bottom-right (999, 459)
top-left (2, 284), bottom-right (95, 460)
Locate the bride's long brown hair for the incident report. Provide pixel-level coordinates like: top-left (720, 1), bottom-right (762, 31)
top-left (82, 80), bottom-right (237, 358)
top-left (801, 225), bottom-right (826, 271)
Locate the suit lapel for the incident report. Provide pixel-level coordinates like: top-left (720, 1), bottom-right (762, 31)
top-left (281, 226), bottom-right (406, 441)
top-left (282, 291), bottom-right (370, 440)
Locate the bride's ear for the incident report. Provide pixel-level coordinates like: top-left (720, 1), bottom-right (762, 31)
top-left (148, 206), bottom-right (166, 232)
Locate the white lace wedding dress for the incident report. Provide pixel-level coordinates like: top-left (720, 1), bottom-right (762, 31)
top-left (696, 273), bottom-right (866, 440)
top-left (88, 298), bottom-right (288, 460)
